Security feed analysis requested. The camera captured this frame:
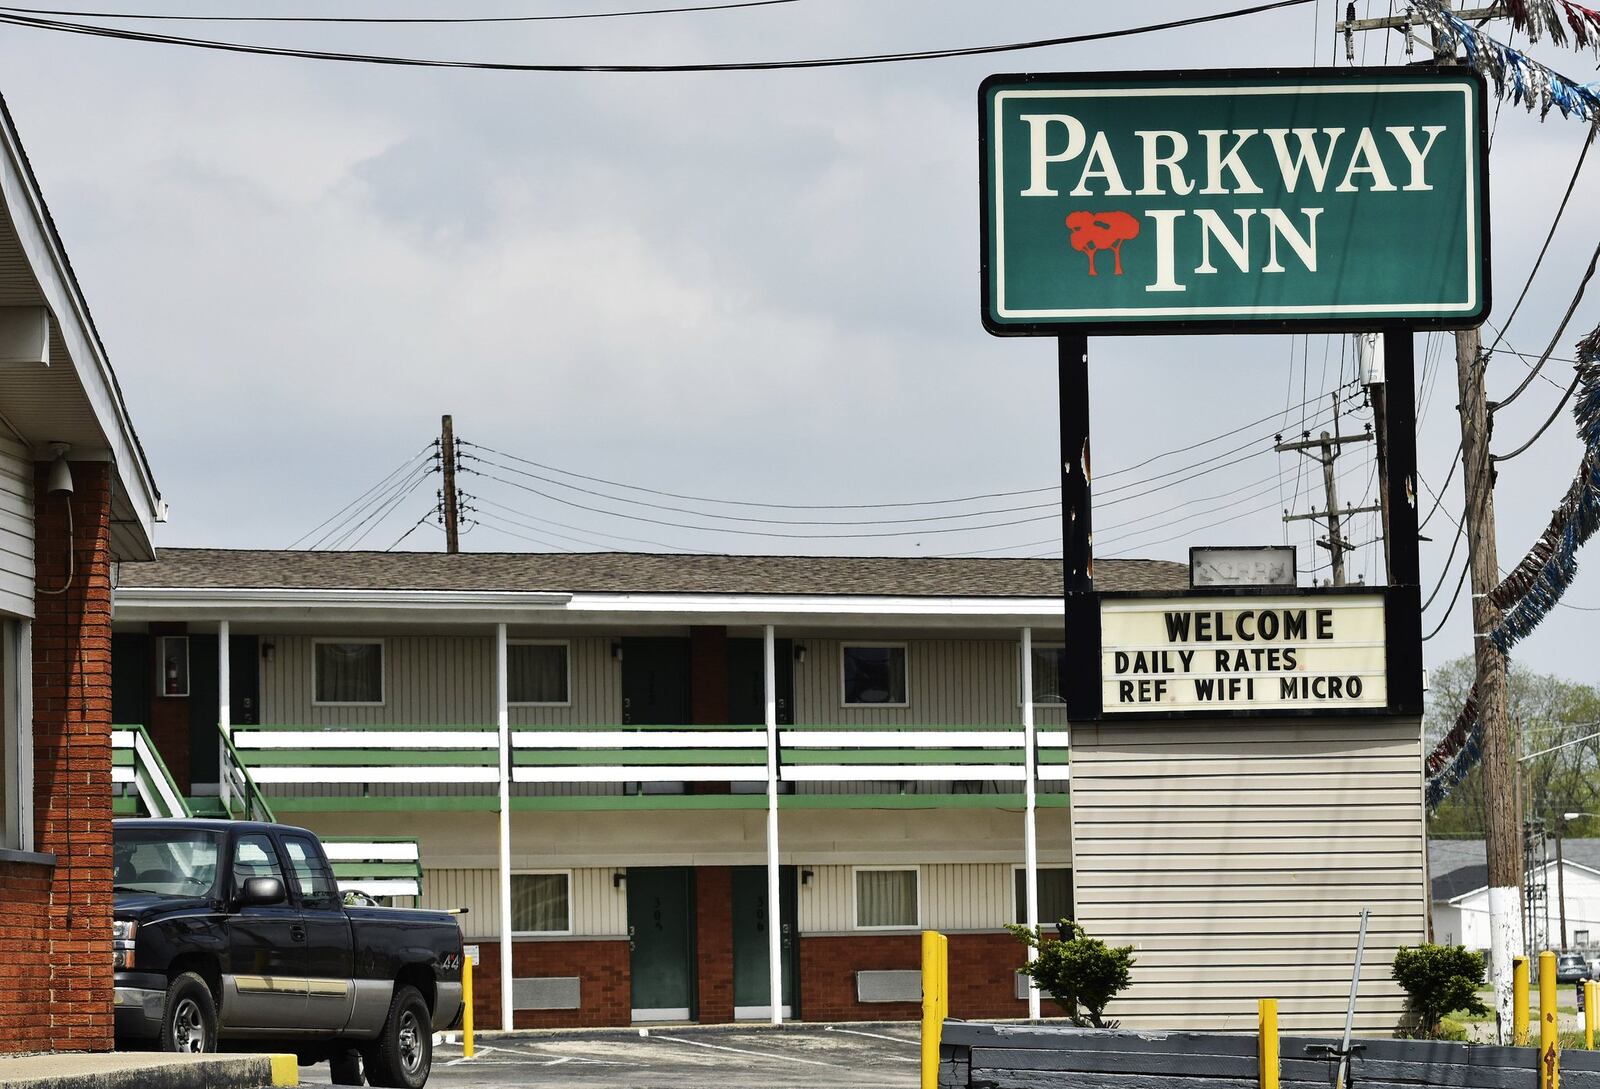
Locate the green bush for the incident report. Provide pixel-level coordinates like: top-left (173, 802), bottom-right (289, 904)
top-left (1006, 920), bottom-right (1134, 1028)
top-left (1392, 944), bottom-right (1489, 1037)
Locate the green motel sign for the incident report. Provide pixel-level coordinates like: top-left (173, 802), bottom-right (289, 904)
top-left (980, 68), bottom-right (1490, 334)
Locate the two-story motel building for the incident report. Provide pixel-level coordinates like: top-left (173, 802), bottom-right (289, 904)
top-left (108, 547), bottom-right (1429, 1034)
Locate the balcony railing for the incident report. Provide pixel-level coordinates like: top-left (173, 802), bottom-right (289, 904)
top-left (112, 725), bottom-right (192, 819)
top-left (224, 722), bottom-right (1070, 810)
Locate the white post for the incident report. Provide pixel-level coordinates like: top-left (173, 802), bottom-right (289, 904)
top-left (495, 622), bottom-right (513, 1032)
top-left (765, 624), bottom-right (783, 1025)
top-left (1021, 626), bottom-right (1041, 1020)
top-left (217, 620), bottom-right (230, 738)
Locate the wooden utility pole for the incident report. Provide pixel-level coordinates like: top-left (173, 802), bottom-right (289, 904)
top-left (1276, 396), bottom-right (1377, 586)
top-left (441, 414), bottom-right (461, 554)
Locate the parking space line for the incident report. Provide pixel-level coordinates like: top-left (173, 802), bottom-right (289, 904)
top-left (822, 1026), bottom-right (919, 1046)
top-left (653, 1034), bottom-right (845, 1068)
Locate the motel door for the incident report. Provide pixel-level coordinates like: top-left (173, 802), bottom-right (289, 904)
top-left (731, 866), bottom-right (797, 1019)
top-left (627, 866), bottom-right (695, 1022)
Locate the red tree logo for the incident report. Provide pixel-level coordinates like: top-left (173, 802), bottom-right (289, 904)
top-left (1065, 211), bottom-right (1140, 277)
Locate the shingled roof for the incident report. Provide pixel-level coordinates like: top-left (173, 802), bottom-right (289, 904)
top-left (120, 549), bottom-right (1188, 598)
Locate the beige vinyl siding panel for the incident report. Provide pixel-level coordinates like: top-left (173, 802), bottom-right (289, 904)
top-left (1069, 716), bottom-right (1426, 1034)
top-left (798, 863), bottom-right (1016, 933)
top-left (0, 431), bottom-right (32, 618)
top-left (417, 867), bottom-right (626, 940)
top-left (260, 635), bottom-right (619, 725)
top-left (793, 638), bottom-right (1024, 725)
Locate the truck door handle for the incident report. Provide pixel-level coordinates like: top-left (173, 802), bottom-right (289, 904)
top-left (291, 925), bottom-right (306, 942)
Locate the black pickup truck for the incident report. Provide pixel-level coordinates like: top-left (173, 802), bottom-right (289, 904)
top-left (112, 818), bottom-right (464, 1088)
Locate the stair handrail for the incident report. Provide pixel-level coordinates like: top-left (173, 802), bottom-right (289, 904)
top-left (218, 724), bottom-right (276, 823)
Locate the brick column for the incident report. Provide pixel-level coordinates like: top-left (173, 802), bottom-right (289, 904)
top-left (32, 460), bottom-right (115, 1051)
top-left (694, 866), bottom-right (734, 1023)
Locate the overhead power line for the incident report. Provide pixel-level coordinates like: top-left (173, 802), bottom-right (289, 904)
top-left (0, 0), bottom-right (796, 22)
top-left (0, 0), bottom-right (1316, 74)
top-left (289, 443), bottom-right (435, 549)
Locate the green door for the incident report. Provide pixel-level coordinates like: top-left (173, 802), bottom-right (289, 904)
top-left (732, 866), bottom-right (797, 1018)
top-left (627, 867), bottom-right (694, 1020)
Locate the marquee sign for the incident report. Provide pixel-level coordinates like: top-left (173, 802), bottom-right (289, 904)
top-left (980, 68), bottom-right (1490, 335)
top-left (1101, 593), bottom-right (1387, 714)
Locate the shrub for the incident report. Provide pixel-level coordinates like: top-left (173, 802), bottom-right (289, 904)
top-left (1006, 920), bottom-right (1134, 1028)
top-left (1392, 944), bottom-right (1489, 1037)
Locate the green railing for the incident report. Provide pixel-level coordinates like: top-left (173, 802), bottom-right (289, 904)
top-left (111, 724), bottom-right (192, 818)
top-left (219, 725), bottom-right (276, 823)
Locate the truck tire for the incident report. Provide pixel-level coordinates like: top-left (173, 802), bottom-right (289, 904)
top-left (364, 984), bottom-right (431, 1089)
top-left (159, 972), bottom-right (217, 1053)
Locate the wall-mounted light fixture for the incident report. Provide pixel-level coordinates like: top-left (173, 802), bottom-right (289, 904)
top-left (261, 642), bottom-right (276, 662)
top-left (800, 868), bottom-right (814, 886)
top-left (613, 871), bottom-right (627, 889)
top-left (611, 642), bottom-right (624, 662)
top-left (45, 442), bottom-right (73, 497)
top-left (793, 645), bottom-right (806, 664)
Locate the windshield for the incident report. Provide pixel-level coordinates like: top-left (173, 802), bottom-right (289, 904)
top-left (114, 827), bottom-right (223, 898)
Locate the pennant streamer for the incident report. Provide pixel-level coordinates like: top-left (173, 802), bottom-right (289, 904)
top-left (1502, 0), bottom-right (1600, 53)
top-left (1425, 322), bottom-right (1600, 808)
top-left (1412, 0), bottom-right (1600, 120)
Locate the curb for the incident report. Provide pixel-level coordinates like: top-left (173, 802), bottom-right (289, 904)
top-left (0, 1053), bottom-right (298, 1089)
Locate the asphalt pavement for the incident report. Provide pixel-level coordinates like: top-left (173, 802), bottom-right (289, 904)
top-left (301, 1023), bottom-right (923, 1089)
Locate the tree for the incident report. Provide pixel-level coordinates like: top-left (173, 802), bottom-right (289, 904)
top-left (1007, 921), bottom-right (1134, 1028)
top-left (1392, 944), bottom-right (1488, 1037)
top-left (1427, 655), bottom-right (1600, 837)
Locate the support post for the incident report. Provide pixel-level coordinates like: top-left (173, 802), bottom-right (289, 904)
top-left (1515, 955), bottom-right (1531, 1046)
top-left (1380, 332), bottom-right (1423, 715)
top-left (495, 622), bottom-right (512, 1031)
top-left (442, 415), bottom-right (460, 554)
top-left (1058, 333), bottom-right (1100, 725)
top-left (462, 954), bottom-right (475, 1059)
top-left (920, 930), bottom-right (949, 1089)
top-left (764, 624), bottom-right (783, 1026)
top-left (1586, 980), bottom-right (1595, 1050)
top-left (1541, 949), bottom-right (1560, 1088)
top-left (1021, 626), bottom-right (1040, 1020)
top-left (1258, 999), bottom-right (1279, 1089)
top-left (1558, 829), bottom-right (1570, 951)
top-left (217, 620), bottom-right (230, 794)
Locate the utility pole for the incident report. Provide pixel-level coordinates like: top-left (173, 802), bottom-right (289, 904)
top-left (441, 414), bottom-right (461, 554)
top-left (1276, 395), bottom-right (1377, 585)
top-left (1557, 824), bottom-right (1569, 950)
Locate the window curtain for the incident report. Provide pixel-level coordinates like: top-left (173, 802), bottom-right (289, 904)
top-left (316, 643), bottom-right (382, 703)
top-left (857, 869), bottom-right (917, 927)
top-left (512, 873), bottom-right (569, 932)
top-left (1031, 647), bottom-right (1066, 704)
top-left (844, 646), bottom-right (906, 704)
top-left (509, 644), bottom-right (567, 703)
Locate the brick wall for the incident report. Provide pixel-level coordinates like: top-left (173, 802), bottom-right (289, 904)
top-left (798, 932), bottom-right (1029, 1023)
top-left (0, 461), bottom-right (116, 1053)
top-left (694, 866), bottom-right (733, 1023)
top-left (470, 939), bottom-right (631, 1029)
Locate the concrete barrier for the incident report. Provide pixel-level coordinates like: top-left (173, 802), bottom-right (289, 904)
top-left (0, 1052), bottom-right (297, 1089)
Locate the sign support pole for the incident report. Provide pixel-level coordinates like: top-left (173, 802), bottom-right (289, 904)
top-left (1059, 334), bottom-right (1100, 723)
top-left (1379, 332), bottom-right (1423, 715)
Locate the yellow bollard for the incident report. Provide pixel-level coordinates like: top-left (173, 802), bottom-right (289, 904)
top-left (921, 931), bottom-right (949, 1089)
top-left (1257, 999), bottom-right (1279, 1089)
top-left (1540, 950), bottom-right (1560, 1089)
top-left (462, 953), bottom-right (475, 1059)
top-left (1586, 979), bottom-right (1595, 1051)
top-left (1516, 955), bottom-right (1531, 1046)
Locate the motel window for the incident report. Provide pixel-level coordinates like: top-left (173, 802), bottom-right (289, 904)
top-left (1028, 646), bottom-right (1067, 705)
top-left (842, 645), bottom-right (907, 707)
top-left (0, 619), bottom-right (26, 852)
top-left (508, 642), bottom-right (570, 705)
top-left (511, 872), bottom-right (572, 935)
top-left (314, 640), bottom-right (384, 705)
top-left (855, 867), bottom-right (919, 929)
top-left (1013, 867), bottom-right (1074, 928)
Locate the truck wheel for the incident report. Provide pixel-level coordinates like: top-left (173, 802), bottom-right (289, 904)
top-left (330, 1048), bottom-right (365, 1086)
top-left (365, 984), bottom-right (431, 1089)
top-left (159, 972), bottom-right (217, 1053)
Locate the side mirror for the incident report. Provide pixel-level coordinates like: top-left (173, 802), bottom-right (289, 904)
top-left (237, 876), bottom-right (285, 907)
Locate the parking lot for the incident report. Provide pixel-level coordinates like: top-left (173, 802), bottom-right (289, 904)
top-left (303, 1023), bottom-right (922, 1088)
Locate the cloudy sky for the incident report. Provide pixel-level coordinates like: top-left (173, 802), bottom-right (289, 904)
top-left (0, 0), bottom-right (1595, 683)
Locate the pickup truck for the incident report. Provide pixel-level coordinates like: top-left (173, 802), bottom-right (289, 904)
top-left (112, 818), bottom-right (464, 1088)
